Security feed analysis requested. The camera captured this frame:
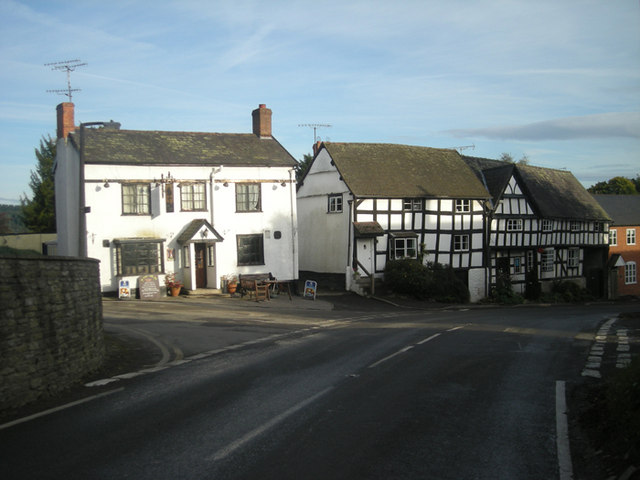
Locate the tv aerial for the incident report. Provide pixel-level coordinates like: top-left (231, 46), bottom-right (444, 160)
top-left (45, 59), bottom-right (87, 102)
top-left (299, 123), bottom-right (332, 143)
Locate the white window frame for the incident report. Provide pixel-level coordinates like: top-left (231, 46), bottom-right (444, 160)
top-left (393, 237), bottom-right (418, 259)
top-left (625, 261), bottom-right (637, 285)
top-left (541, 248), bottom-right (555, 273)
top-left (180, 183), bottom-right (206, 211)
top-left (455, 200), bottom-right (470, 212)
top-left (609, 229), bottom-right (617, 246)
top-left (403, 199), bottom-right (422, 211)
top-left (542, 219), bottom-right (553, 232)
top-left (514, 257), bottom-right (522, 274)
top-left (568, 248), bottom-right (580, 268)
top-left (236, 183), bottom-right (262, 212)
top-left (453, 234), bottom-right (470, 252)
top-left (122, 183), bottom-right (150, 215)
top-left (570, 221), bottom-right (581, 232)
top-left (506, 219), bottom-right (523, 231)
top-left (627, 228), bottom-right (636, 246)
top-left (328, 194), bottom-right (343, 213)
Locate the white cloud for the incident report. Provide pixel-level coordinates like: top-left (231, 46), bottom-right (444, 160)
top-left (445, 112), bottom-right (640, 141)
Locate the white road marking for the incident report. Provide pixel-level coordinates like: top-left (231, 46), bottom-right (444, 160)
top-left (210, 386), bottom-right (334, 462)
top-left (368, 346), bottom-right (414, 368)
top-left (417, 333), bottom-right (441, 345)
top-left (0, 388), bottom-right (124, 431)
top-left (556, 381), bottom-right (574, 480)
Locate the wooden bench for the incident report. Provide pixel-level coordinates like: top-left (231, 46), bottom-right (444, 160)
top-left (239, 273), bottom-right (272, 301)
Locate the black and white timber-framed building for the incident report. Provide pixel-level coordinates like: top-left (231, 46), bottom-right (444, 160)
top-left (297, 142), bottom-right (611, 301)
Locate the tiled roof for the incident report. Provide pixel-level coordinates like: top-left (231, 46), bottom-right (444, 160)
top-left (516, 164), bottom-right (611, 221)
top-left (592, 194), bottom-right (640, 226)
top-left (353, 221), bottom-right (385, 237)
top-left (323, 143), bottom-right (490, 199)
top-left (464, 156), bottom-right (610, 221)
top-left (176, 219), bottom-right (223, 244)
top-left (74, 128), bottom-right (297, 167)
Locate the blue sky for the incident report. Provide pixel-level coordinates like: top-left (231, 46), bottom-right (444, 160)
top-left (1, 0), bottom-right (638, 205)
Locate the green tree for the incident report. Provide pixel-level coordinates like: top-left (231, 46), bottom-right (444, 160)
top-left (20, 136), bottom-right (56, 232)
top-left (295, 153), bottom-right (313, 183)
top-left (0, 212), bottom-right (10, 234)
top-left (587, 176), bottom-right (638, 195)
top-left (500, 152), bottom-right (530, 164)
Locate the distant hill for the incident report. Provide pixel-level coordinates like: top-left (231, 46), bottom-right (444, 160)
top-left (0, 204), bottom-right (27, 233)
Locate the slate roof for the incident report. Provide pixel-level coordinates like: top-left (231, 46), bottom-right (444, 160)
top-left (592, 195), bottom-right (640, 226)
top-left (322, 143), bottom-right (489, 199)
top-left (463, 155), bottom-right (611, 221)
top-left (73, 127), bottom-right (297, 167)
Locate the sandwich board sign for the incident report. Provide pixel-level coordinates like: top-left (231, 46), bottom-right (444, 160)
top-left (304, 280), bottom-right (317, 300)
top-left (119, 279), bottom-right (131, 300)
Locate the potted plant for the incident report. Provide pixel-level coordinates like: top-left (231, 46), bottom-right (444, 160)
top-left (224, 274), bottom-right (238, 295)
top-left (165, 273), bottom-right (183, 297)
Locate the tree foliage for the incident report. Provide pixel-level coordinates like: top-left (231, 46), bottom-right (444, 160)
top-left (20, 136), bottom-right (56, 233)
top-left (295, 153), bottom-right (313, 183)
top-left (587, 176), bottom-right (639, 195)
top-left (500, 152), bottom-right (530, 165)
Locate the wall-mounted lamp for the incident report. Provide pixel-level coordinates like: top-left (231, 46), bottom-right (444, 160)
top-left (103, 180), bottom-right (110, 188)
top-left (281, 181), bottom-right (286, 187)
top-left (223, 182), bottom-right (229, 187)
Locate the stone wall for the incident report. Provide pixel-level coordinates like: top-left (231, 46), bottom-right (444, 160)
top-left (0, 255), bottom-right (104, 412)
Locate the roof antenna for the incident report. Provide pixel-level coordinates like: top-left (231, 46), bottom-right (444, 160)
top-left (448, 144), bottom-right (475, 153)
top-left (299, 123), bottom-right (332, 143)
top-left (45, 59), bottom-right (87, 102)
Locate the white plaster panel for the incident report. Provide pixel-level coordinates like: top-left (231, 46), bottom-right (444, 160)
top-left (426, 215), bottom-right (438, 228)
top-left (390, 214), bottom-right (402, 229)
top-left (440, 215), bottom-right (452, 230)
top-left (439, 234), bottom-right (451, 251)
top-left (376, 199), bottom-right (389, 210)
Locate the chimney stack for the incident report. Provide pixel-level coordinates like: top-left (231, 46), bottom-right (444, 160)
top-left (252, 104), bottom-right (272, 138)
top-left (56, 102), bottom-right (75, 139)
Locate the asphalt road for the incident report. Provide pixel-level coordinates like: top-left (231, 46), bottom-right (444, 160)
top-left (1, 297), bottom-right (637, 479)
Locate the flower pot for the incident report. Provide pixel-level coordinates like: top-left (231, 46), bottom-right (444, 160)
top-left (170, 286), bottom-right (181, 297)
top-left (228, 282), bottom-right (237, 294)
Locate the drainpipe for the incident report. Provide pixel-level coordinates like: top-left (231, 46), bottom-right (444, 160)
top-left (210, 166), bottom-right (222, 288)
top-left (288, 168), bottom-right (297, 281)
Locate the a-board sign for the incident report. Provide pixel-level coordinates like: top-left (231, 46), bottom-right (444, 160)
top-left (139, 274), bottom-right (162, 300)
top-left (304, 280), bottom-right (317, 300)
top-left (118, 279), bottom-right (131, 300)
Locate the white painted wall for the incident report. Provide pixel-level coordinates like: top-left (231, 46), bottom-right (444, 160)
top-left (54, 139), bottom-right (80, 256)
top-left (57, 159), bottom-right (297, 292)
top-left (297, 149), bottom-right (351, 273)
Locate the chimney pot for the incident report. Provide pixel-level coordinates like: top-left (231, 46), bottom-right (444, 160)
top-left (252, 104), bottom-right (272, 138)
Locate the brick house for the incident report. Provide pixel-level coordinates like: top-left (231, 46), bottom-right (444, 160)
top-left (593, 194), bottom-right (640, 298)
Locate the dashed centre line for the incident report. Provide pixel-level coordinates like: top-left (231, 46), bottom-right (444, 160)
top-left (368, 325), bottom-right (466, 369)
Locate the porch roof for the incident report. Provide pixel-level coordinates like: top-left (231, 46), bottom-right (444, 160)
top-left (177, 219), bottom-right (224, 244)
top-left (353, 221), bottom-right (385, 237)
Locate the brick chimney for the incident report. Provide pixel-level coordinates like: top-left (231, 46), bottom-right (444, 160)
top-left (56, 102), bottom-right (75, 139)
top-left (252, 104), bottom-right (272, 138)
